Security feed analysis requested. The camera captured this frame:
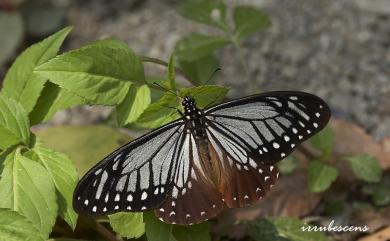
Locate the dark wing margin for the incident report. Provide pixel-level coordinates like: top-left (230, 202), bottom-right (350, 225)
top-left (204, 91), bottom-right (331, 165)
top-left (73, 120), bottom-right (185, 216)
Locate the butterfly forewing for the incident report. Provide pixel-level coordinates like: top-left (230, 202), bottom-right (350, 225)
top-left (204, 91), bottom-right (331, 165)
top-left (73, 120), bottom-right (185, 215)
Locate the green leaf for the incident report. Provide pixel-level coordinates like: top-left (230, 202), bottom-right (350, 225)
top-left (90, 38), bottom-right (131, 50)
top-left (177, 0), bottom-right (227, 31)
top-left (178, 54), bottom-right (219, 85)
top-left (172, 223), bottom-right (211, 241)
top-left (48, 239), bottom-right (90, 241)
top-left (277, 156), bottom-right (298, 175)
top-left (2, 27), bottom-right (72, 113)
top-left (109, 212), bottom-right (145, 239)
top-left (0, 208), bottom-right (43, 241)
top-left (35, 125), bottom-right (132, 176)
top-left (24, 144), bottom-right (79, 230)
top-left (248, 218), bottom-right (330, 241)
top-left (144, 212), bottom-right (177, 241)
top-left (0, 12), bottom-right (24, 66)
top-left (309, 126), bottom-right (334, 160)
top-left (372, 184), bottom-right (390, 206)
top-left (345, 155), bottom-right (382, 183)
top-left (176, 33), bottom-right (231, 62)
top-left (136, 93), bottom-right (180, 129)
top-left (308, 161), bottom-right (338, 193)
top-left (115, 84), bottom-right (151, 126)
top-left (180, 85), bottom-right (228, 108)
top-left (0, 149), bottom-right (57, 239)
top-left (144, 212), bottom-right (210, 241)
top-left (233, 5), bottom-right (270, 42)
top-left (34, 39), bottom-right (145, 105)
top-left (0, 94), bottom-right (30, 149)
top-left (29, 82), bottom-right (86, 125)
top-left (167, 53), bottom-right (176, 90)
top-left (272, 217), bottom-right (330, 241)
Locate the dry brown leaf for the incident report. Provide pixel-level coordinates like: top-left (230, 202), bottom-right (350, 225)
top-left (358, 226), bottom-right (390, 241)
top-left (330, 118), bottom-right (390, 170)
top-left (213, 170), bottom-right (322, 239)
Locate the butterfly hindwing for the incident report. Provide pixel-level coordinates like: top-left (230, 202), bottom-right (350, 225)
top-left (155, 133), bottom-right (224, 225)
top-left (73, 121), bottom-right (185, 215)
top-left (206, 125), bottom-right (280, 208)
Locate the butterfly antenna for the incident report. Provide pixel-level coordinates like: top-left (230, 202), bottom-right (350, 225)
top-left (153, 82), bottom-right (179, 97)
top-left (204, 67), bottom-right (222, 85)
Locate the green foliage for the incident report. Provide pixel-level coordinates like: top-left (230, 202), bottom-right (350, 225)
top-left (277, 156), bottom-right (298, 175)
top-left (0, 94), bottom-right (30, 150)
top-left (175, 0), bottom-right (270, 85)
top-left (29, 82), bottom-right (86, 125)
top-left (109, 212), bottom-right (145, 239)
top-left (24, 144), bottom-right (79, 230)
top-left (345, 155), bottom-right (382, 183)
top-left (372, 184), bottom-right (390, 206)
top-left (178, 54), bottom-right (219, 84)
top-left (308, 160), bottom-right (338, 193)
top-left (176, 33), bottom-right (231, 62)
top-left (177, 0), bottom-right (227, 31)
top-left (248, 217), bottom-right (330, 241)
top-left (144, 212), bottom-right (210, 241)
top-left (0, 148), bottom-right (58, 239)
top-left (115, 84), bottom-right (151, 126)
top-left (167, 52), bottom-right (177, 91)
top-left (2, 27), bottom-right (72, 113)
top-left (0, 208), bottom-right (43, 241)
top-left (34, 39), bottom-right (145, 105)
top-left (309, 127), bottom-right (334, 160)
top-left (233, 5), bottom-right (271, 42)
top-left (136, 92), bottom-right (180, 129)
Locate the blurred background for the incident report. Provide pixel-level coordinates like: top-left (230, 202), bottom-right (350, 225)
top-left (1, 1), bottom-right (390, 240)
top-left (1, 0), bottom-right (389, 139)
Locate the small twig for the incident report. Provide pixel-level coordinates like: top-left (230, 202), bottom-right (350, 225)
top-left (94, 221), bottom-right (123, 241)
top-left (139, 55), bottom-right (198, 87)
top-left (296, 144), bottom-right (320, 160)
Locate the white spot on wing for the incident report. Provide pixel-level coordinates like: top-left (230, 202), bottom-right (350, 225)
top-left (273, 142), bottom-right (280, 149)
top-left (141, 191), bottom-right (148, 200)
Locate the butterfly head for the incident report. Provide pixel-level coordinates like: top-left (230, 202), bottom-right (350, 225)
top-left (182, 96), bottom-right (198, 115)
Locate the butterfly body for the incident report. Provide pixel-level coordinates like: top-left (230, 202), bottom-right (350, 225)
top-left (73, 91), bottom-right (331, 225)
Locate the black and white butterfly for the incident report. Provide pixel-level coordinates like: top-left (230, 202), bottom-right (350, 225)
top-left (73, 91), bottom-right (331, 225)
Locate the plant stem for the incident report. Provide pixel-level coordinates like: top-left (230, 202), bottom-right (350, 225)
top-left (139, 55), bottom-right (198, 87)
top-left (94, 221), bottom-right (123, 241)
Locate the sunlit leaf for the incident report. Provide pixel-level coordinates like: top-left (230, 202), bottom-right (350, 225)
top-left (0, 208), bottom-right (43, 241)
top-left (109, 212), bottom-right (145, 239)
top-left (0, 149), bottom-right (57, 239)
top-left (2, 27), bottom-right (72, 113)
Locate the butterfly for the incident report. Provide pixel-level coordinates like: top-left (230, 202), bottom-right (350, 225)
top-left (73, 91), bottom-right (331, 225)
